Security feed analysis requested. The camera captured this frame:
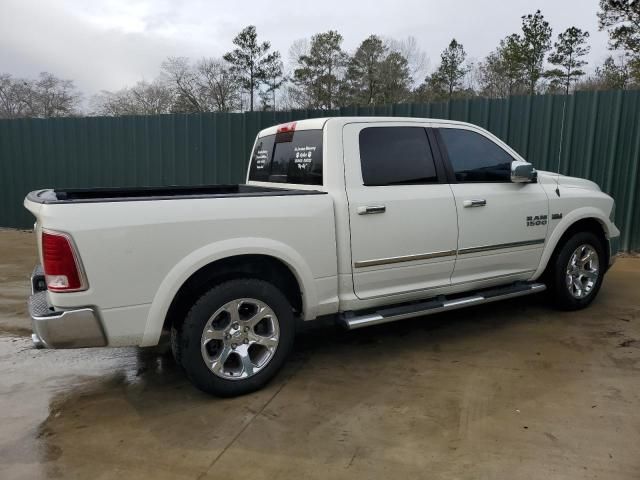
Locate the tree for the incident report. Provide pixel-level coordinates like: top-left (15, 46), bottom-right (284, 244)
top-left (598, 0), bottom-right (640, 55)
top-left (478, 34), bottom-right (527, 97)
top-left (598, 55), bottom-right (632, 89)
top-left (196, 58), bottom-right (241, 112)
top-left (385, 36), bottom-right (428, 87)
top-left (378, 51), bottom-right (412, 103)
top-left (161, 57), bottom-right (241, 113)
top-left (32, 72), bottom-right (80, 117)
top-left (92, 80), bottom-right (175, 116)
top-left (259, 54), bottom-right (284, 110)
top-left (520, 10), bottom-right (553, 94)
top-left (576, 55), bottom-right (636, 91)
top-left (161, 57), bottom-right (204, 112)
top-left (293, 30), bottom-right (348, 109)
top-left (0, 74), bottom-right (31, 118)
top-left (546, 27), bottom-right (591, 94)
top-left (343, 35), bottom-right (411, 105)
top-left (419, 39), bottom-right (469, 101)
top-left (0, 72), bottom-right (79, 118)
top-left (598, 0), bottom-right (640, 85)
top-left (344, 35), bottom-right (387, 105)
top-left (223, 25), bottom-right (279, 111)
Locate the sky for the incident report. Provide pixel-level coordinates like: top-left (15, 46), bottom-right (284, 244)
top-left (0, 0), bottom-right (614, 96)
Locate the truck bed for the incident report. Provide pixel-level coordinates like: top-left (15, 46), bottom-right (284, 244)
top-left (27, 184), bottom-right (325, 204)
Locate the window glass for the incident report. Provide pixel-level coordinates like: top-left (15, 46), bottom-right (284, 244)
top-left (248, 130), bottom-right (323, 185)
top-left (439, 128), bottom-right (513, 182)
top-left (248, 135), bottom-right (275, 182)
top-left (359, 127), bottom-right (438, 186)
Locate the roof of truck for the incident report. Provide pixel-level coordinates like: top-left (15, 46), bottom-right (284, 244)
top-left (257, 117), bottom-right (475, 137)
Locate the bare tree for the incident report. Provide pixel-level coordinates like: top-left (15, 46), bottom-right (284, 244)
top-left (195, 58), bottom-right (241, 112)
top-left (33, 72), bottom-right (80, 117)
top-left (288, 39), bottom-right (310, 66)
top-left (0, 72), bottom-right (80, 118)
top-left (161, 57), bottom-right (204, 112)
top-left (0, 74), bottom-right (31, 118)
top-left (161, 57), bottom-right (241, 113)
top-left (92, 79), bottom-right (175, 116)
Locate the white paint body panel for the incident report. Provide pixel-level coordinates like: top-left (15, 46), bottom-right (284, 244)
top-left (26, 194), bottom-right (338, 346)
top-left (342, 122), bottom-right (458, 299)
top-left (24, 117), bottom-right (620, 347)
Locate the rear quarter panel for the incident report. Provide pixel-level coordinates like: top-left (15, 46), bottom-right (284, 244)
top-left (31, 194), bottom-right (338, 346)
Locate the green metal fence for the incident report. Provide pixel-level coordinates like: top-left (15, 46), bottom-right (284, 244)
top-left (1, 90), bottom-right (639, 250)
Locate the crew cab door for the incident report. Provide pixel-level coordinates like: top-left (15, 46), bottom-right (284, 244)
top-left (343, 122), bottom-right (458, 300)
top-left (435, 126), bottom-right (549, 285)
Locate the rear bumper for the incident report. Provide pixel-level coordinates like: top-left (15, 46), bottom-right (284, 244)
top-left (29, 266), bottom-right (106, 349)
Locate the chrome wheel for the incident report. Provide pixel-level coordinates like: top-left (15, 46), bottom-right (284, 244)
top-left (200, 298), bottom-right (280, 380)
top-left (565, 244), bottom-right (599, 299)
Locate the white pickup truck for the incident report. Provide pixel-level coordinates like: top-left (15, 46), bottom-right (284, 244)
top-left (25, 117), bottom-right (620, 396)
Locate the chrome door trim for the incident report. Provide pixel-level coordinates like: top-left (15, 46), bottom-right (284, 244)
top-left (354, 239), bottom-right (545, 269)
top-left (458, 238), bottom-right (545, 255)
top-left (354, 249), bottom-right (457, 268)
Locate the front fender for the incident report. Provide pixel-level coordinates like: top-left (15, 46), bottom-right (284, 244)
top-left (140, 237), bottom-right (318, 347)
top-left (533, 207), bottom-right (617, 279)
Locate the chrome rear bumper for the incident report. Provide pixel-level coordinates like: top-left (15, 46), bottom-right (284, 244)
top-left (29, 266), bottom-right (106, 349)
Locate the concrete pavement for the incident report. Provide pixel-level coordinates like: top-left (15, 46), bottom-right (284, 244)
top-left (1, 229), bottom-right (639, 479)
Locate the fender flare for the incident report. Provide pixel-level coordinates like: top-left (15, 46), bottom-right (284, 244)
top-left (140, 237), bottom-right (318, 347)
top-left (533, 207), bottom-right (612, 279)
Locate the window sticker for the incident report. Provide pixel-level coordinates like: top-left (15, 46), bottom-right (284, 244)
top-left (294, 145), bottom-right (316, 171)
top-left (255, 149), bottom-right (269, 169)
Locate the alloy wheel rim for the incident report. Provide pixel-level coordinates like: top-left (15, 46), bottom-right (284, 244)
top-left (565, 244), bottom-right (599, 299)
top-left (200, 298), bottom-right (280, 380)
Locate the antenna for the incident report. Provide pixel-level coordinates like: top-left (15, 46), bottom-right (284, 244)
top-left (554, 92), bottom-right (568, 197)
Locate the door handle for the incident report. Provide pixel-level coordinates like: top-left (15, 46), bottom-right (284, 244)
top-left (463, 199), bottom-right (487, 208)
top-left (357, 205), bottom-right (386, 215)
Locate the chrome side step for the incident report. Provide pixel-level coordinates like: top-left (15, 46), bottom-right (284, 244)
top-left (340, 282), bottom-right (546, 330)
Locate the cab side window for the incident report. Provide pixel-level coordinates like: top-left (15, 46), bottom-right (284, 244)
top-left (439, 128), bottom-right (513, 182)
top-left (359, 127), bottom-right (438, 186)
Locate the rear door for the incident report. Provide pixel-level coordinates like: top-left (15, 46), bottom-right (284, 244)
top-left (343, 122), bottom-right (458, 300)
top-left (436, 126), bottom-right (549, 285)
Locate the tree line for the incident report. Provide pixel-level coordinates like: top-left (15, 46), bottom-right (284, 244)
top-left (1, 1), bottom-right (639, 119)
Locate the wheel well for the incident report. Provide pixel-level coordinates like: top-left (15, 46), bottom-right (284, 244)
top-left (163, 255), bottom-right (303, 335)
top-left (545, 217), bottom-right (609, 275)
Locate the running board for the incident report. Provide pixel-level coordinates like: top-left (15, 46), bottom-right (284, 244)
top-left (340, 282), bottom-right (546, 330)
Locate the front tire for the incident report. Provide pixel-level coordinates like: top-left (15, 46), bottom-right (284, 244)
top-left (549, 231), bottom-right (605, 311)
top-left (173, 279), bottom-right (295, 397)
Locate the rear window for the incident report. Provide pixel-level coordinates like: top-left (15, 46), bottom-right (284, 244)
top-left (248, 129), bottom-right (323, 185)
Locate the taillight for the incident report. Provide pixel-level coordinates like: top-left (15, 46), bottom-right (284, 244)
top-left (277, 122), bottom-right (296, 133)
top-left (42, 231), bottom-right (87, 292)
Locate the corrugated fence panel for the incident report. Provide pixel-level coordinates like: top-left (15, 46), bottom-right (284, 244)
top-left (1, 90), bottom-right (639, 250)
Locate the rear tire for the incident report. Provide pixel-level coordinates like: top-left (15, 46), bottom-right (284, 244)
top-left (172, 278), bottom-right (295, 397)
top-left (549, 231), bottom-right (605, 311)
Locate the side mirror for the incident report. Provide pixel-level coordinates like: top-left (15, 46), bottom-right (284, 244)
top-left (511, 161), bottom-right (537, 183)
